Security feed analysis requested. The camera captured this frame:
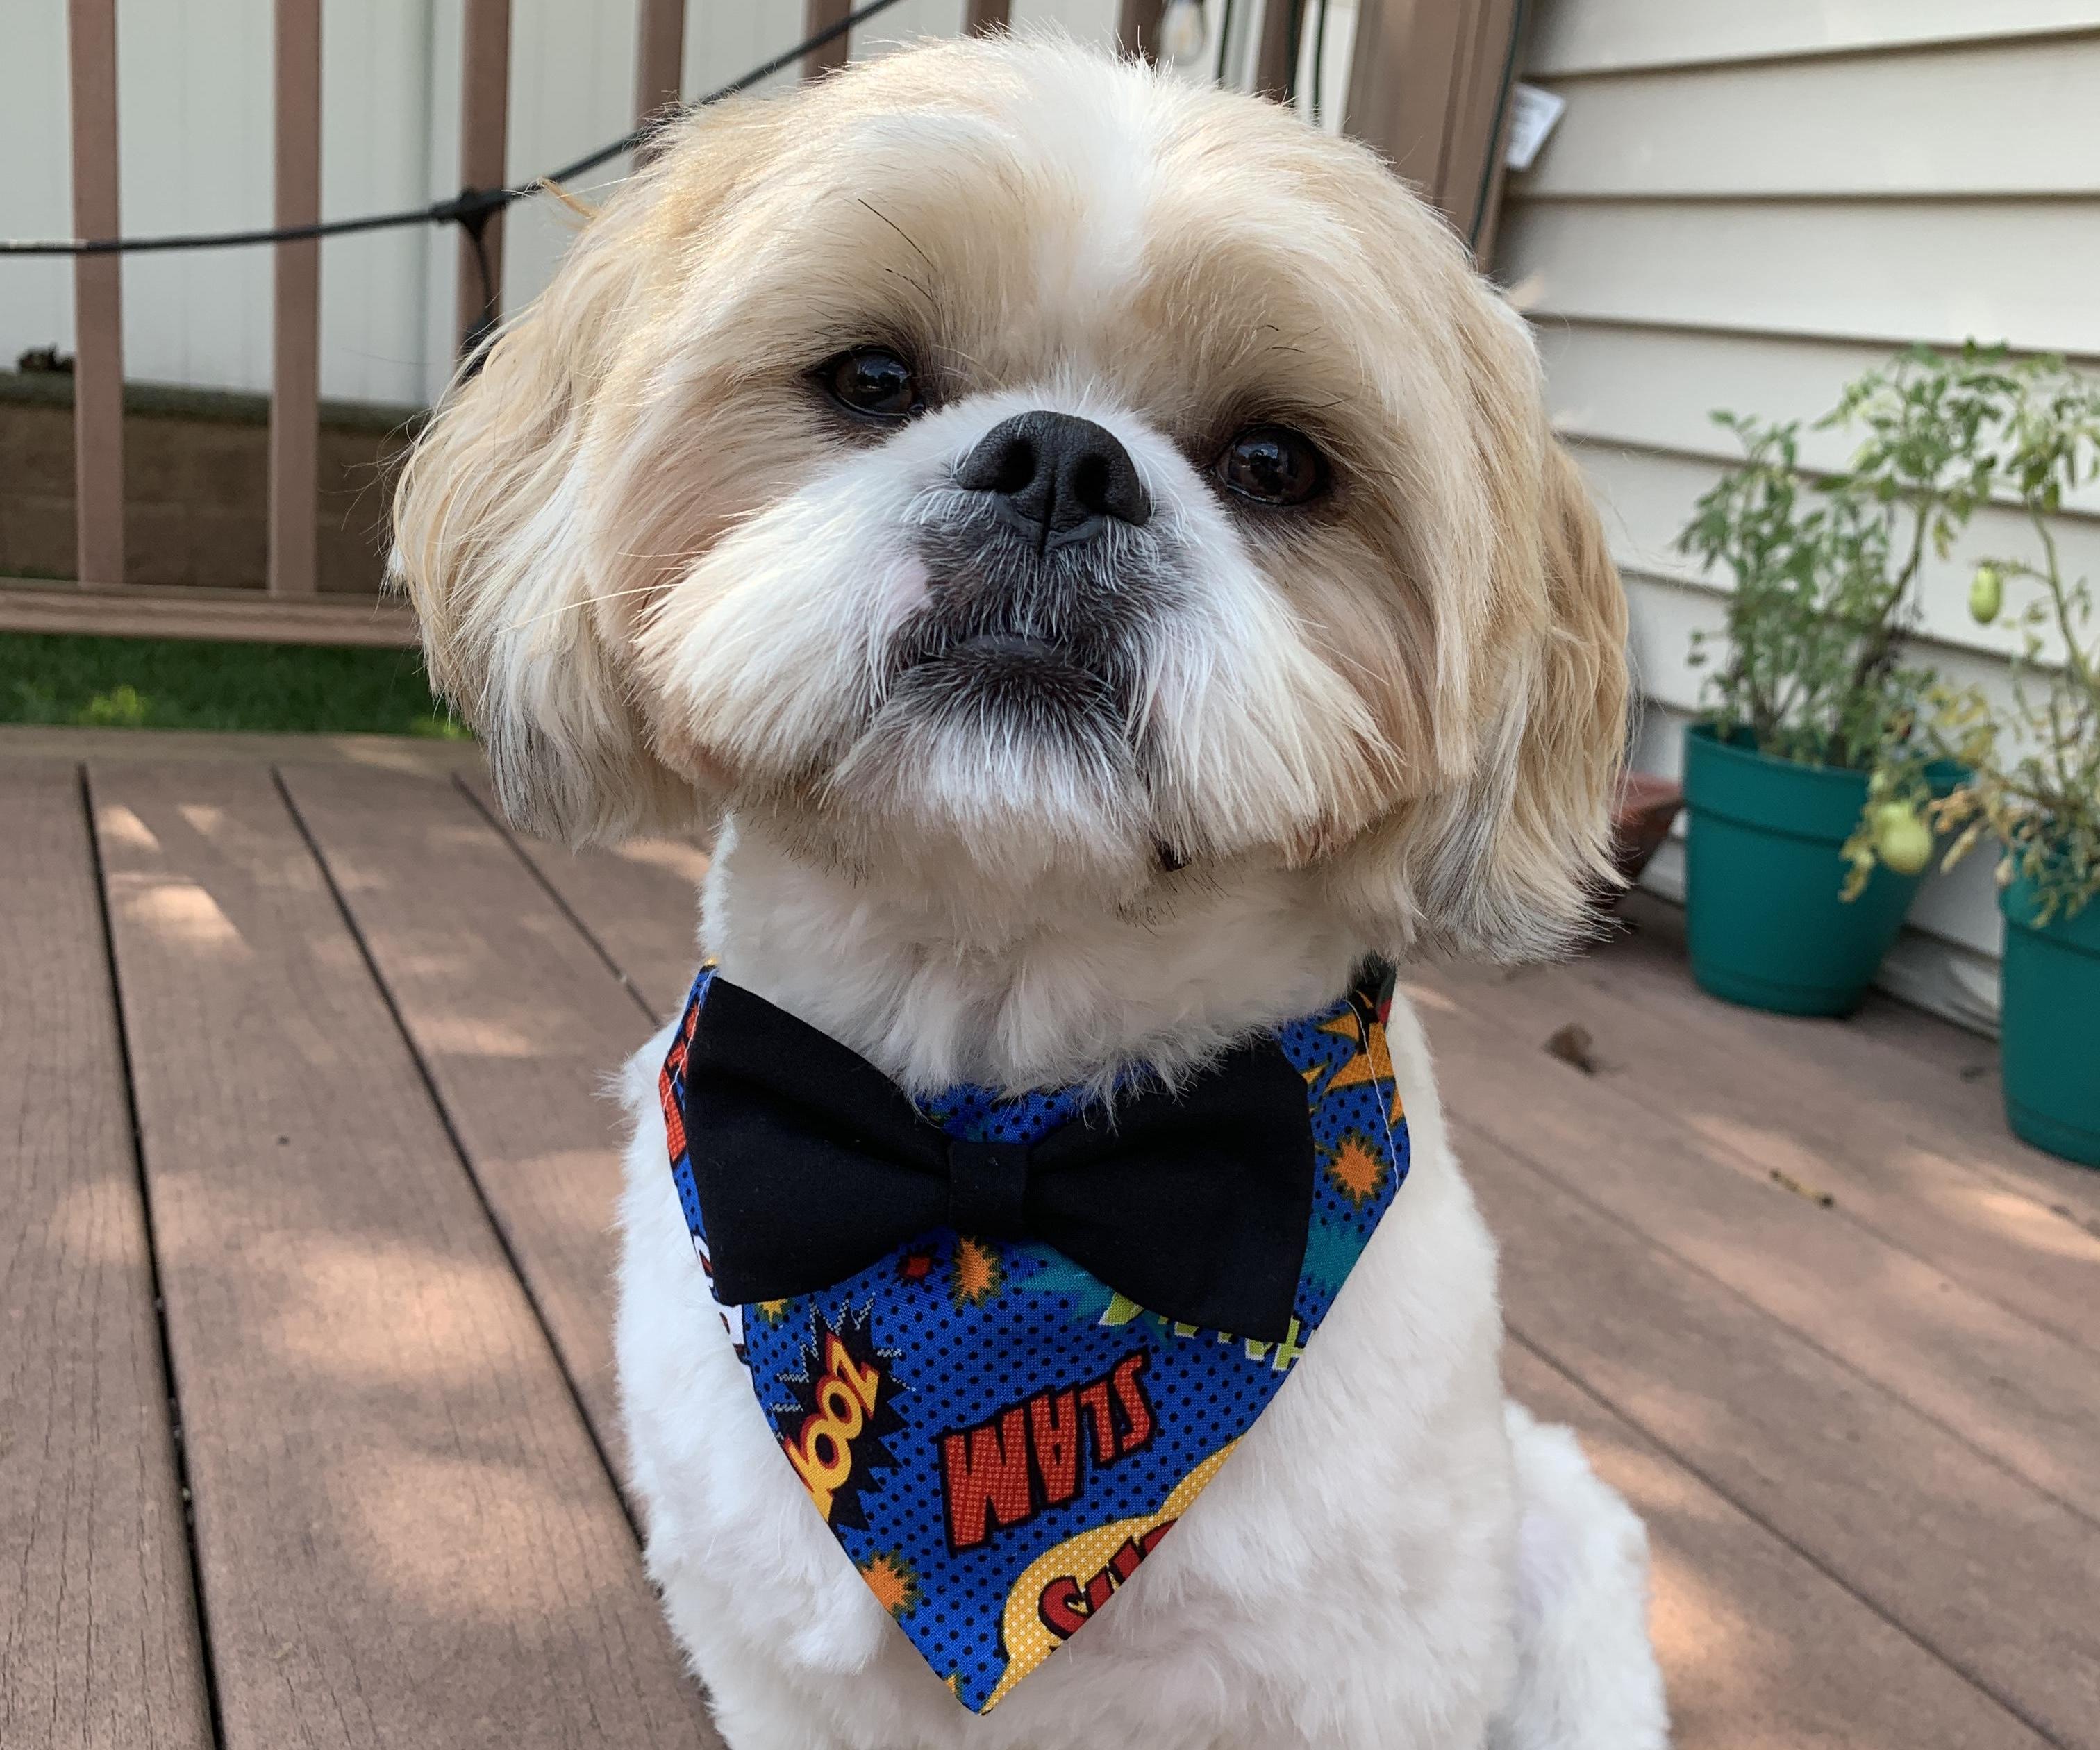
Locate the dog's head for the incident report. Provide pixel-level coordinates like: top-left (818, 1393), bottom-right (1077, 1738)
top-left (394, 35), bottom-right (1626, 961)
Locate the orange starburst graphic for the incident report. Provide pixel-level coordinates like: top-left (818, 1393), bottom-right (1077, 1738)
top-left (953, 1236), bottom-right (1004, 1307)
top-left (859, 1551), bottom-right (921, 1619)
top-left (1312, 1006), bottom-right (1404, 1126)
top-left (1322, 1132), bottom-right (1388, 1207)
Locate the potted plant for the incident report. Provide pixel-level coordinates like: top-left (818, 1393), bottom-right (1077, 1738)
top-left (1674, 346), bottom-right (2006, 1015)
top-left (1856, 358), bottom-right (2100, 1165)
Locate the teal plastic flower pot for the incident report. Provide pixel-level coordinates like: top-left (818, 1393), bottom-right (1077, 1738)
top-left (1999, 876), bottom-right (2100, 1169)
top-left (1681, 724), bottom-right (1940, 1017)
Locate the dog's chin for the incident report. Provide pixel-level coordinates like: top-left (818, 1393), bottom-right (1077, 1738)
top-left (789, 650), bottom-right (1160, 900)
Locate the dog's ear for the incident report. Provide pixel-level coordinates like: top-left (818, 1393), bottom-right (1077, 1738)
top-left (1332, 299), bottom-right (1630, 961)
top-left (390, 119), bottom-right (770, 844)
top-left (1492, 435), bottom-right (1633, 943)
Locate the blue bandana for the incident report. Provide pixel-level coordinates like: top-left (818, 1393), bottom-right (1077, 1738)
top-left (660, 965), bottom-right (1409, 1712)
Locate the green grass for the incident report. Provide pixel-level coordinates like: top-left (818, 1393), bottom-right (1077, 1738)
top-left (0, 631), bottom-right (469, 738)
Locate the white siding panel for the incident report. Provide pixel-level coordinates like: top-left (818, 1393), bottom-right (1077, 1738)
top-left (1519, 37), bottom-right (2100, 197)
top-left (1503, 199), bottom-right (2100, 356)
top-left (1535, 322), bottom-right (2100, 516)
top-left (1572, 439), bottom-right (2094, 666)
top-left (1618, 567), bottom-right (2029, 726)
top-left (1528, 0), bottom-right (2100, 78)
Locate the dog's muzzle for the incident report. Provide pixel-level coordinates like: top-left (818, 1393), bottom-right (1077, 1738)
top-left (896, 410), bottom-right (1170, 726)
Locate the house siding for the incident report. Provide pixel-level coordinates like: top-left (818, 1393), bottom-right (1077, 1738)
top-left (1503, 0), bottom-right (2100, 1030)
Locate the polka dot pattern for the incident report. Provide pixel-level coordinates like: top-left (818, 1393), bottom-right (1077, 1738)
top-left (657, 962), bottom-right (1410, 1714)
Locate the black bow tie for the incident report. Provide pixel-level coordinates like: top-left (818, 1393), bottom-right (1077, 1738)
top-left (681, 977), bottom-right (1315, 1344)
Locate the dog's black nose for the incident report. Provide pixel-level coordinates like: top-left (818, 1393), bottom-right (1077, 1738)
top-left (958, 411), bottom-right (1151, 550)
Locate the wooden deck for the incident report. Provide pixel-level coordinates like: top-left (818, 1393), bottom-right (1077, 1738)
top-left (6, 736), bottom-right (2097, 1750)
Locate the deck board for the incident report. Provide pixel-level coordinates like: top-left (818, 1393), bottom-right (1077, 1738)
top-left (1500, 1342), bottom-right (2053, 1750)
top-left (89, 760), bottom-right (714, 1750)
top-left (1, 762), bottom-right (213, 1750)
top-left (279, 762), bottom-right (668, 1471)
top-left (1415, 947), bottom-right (2100, 1359)
top-left (1579, 894), bottom-right (2100, 1243)
top-left (456, 771), bottom-right (709, 1022)
top-left (11, 742), bottom-right (2097, 1748)
top-left (1465, 1116), bottom-right (2100, 1747)
top-left (1403, 970), bottom-right (2100, 1521)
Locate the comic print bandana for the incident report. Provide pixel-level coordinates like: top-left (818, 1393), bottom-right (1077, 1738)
top-left (659, 964), bottom-right (1410, 1713)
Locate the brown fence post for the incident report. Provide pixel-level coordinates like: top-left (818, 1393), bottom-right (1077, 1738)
top-left (1448, 0), bottom-right (1524, 263)
top-left (1345, 0), bottom-right (1524, 260)
top-left (965, 1), bottom-right (1012, 31)
top-left (1346, 0), bottom-right (1465, 203)
top-left (67, 0), bottom-right (124, 589)
top-left (1251, 0), bottom-right (1299, 101)
top-left (803, 0), bottom-right (851, 78)
top-left (1118, 0), bottom-right (1167, 59)
top-left (269, 0), bottom-right (322, 595)
top-left (456, 0), bottom-right (512, 357)
top-left (633, 0), bottom-right (687, 165)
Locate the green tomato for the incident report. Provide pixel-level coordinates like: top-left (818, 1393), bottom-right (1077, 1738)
top-left (1872, 803), bottom-right (1933, 876)
top-left (1969, 564), bottom-right (2003, 625)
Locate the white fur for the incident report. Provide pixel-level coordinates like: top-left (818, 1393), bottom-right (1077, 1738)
top-left (614, 873), bottom-right (1667, 1749)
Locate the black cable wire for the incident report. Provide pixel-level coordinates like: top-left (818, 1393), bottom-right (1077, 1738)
top-left (0, 0), bottom-right (908, 260)
top-left (1214, 0), bottom-right (1238, 87)
top-left (1467, 0), bottom-right (1528, 254)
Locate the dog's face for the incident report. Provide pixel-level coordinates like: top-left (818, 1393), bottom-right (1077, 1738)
top-left (394, 37), bottom-right (1627, 960)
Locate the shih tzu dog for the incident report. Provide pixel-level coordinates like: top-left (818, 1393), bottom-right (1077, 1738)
top-left (392, 33), bottom-right (1666, 1750)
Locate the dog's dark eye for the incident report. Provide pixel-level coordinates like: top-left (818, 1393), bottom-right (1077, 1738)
top-left (820, 347), bottom-right (922, 421)
top-left (1215, 425), bottom-right (1328, 507)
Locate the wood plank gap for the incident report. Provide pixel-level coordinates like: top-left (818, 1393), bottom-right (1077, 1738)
top-left (1454, 1074), bottom-right (2100, 1531)
top-left (269, 765), bottom-right (645, 1548)
top-left (455, 769), bottom-right (706, 1022)
top-left (80, 761), bottom-right (232, 1750)
top-left (1504, 1327), bottom-right (2068, 1749)
top-left (278, 764), bottom-right (685, 1466)
top-left (449, 772), bottom-right (656, 1024)
top-left (93, 758), bottom-right (712, 1745)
